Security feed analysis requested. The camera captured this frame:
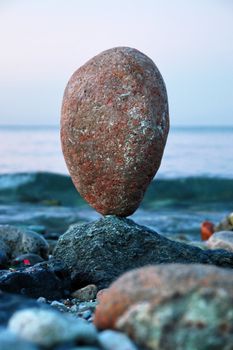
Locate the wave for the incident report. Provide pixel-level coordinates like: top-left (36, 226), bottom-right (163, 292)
top-left (0, 172), bottom-right (232, 208)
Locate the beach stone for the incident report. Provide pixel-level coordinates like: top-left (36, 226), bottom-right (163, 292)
top-left (51, 300), bottom-right (69, 313)
top-left (71, 284), bottom-right (98, 301)
top-left (94, 264), bottom-right (233, 350)
top-left (0, 225), bottom-right (49, 259)
top-left (0, 327), bottom-right (38, 350)
top-left (61, 47), bottom-right (169, 216)
top-left (0, 291), bottom-right (42, 326)
top-left (0, 259), bottom-right (71, 299)
top-left (206, 231), bottom-right (233, 252)
top-left (54, 216), bottom-right (233, 289)
top-left (12, 253), bottom-right (44, 267)
top-left (98, 330), bottom-right (138, 350)
top-left (200, 221), bottom-right (214, 241)
top-left (215, 212), bottom-right (233, 232)
top-left (8, 308), bottom-right (98, 347)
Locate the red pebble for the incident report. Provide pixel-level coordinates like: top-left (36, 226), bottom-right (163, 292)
top-left (201, 221), bottom-right (214, 240)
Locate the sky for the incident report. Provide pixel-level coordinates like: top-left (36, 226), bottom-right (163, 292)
top-left (0, 0), bottom-right (232, 126)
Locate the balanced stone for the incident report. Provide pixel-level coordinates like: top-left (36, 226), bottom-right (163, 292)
top-left (61, 47), bottom-right (169, 216)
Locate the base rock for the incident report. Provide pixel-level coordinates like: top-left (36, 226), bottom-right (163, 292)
top-left (54, 216), bottom-right (233, 289)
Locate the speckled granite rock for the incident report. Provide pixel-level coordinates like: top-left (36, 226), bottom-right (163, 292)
top-left (61, 47), bottom-right (169, 216)
top-left (54, 216), bottom-right (233, 289)
top-left (94, 264), bottom-right (233, 350)
top-left (0, 225), bottom-right (49, 261)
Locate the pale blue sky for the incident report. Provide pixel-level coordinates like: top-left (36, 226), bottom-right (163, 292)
top-left (0, 0), bottom-right (232, 126)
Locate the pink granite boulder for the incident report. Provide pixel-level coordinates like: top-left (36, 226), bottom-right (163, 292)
top-left (61, 47), bottom-right (169, 216)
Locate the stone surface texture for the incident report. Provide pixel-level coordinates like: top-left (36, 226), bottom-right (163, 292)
top-left (71, 284), bottom-right (98, 301)
top-left (206, 231), bottom-right (233, 252)
top-left (94, 264), bottom-right (233, 350)
top-left (0, 291), bottom-right (43, 326)
top-left (0, 260), bottom-right (71, 299)
top-left (61, 47), bottom-right (169, 216)
top-left (0, 225), bottom-right (49, 261)
top-left (54, 216), bottom-right (233, 289)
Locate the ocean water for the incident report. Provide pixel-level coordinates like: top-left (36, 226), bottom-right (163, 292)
top-left (0, 125), bottom-right (232, 238)
top-left (0, 125), bottom-right (233, 178)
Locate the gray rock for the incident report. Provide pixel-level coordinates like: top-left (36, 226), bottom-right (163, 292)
top-left (206, 231), bottom-right (233, 252)
top-left (0, 327), bottom-right (38, 350)
top-left (8, 308), bottom-right (98, 347)
top-left (82, 310), bottom-right (92, 320)
top-left (78, 301), bottom-right (98, 312)
top-left (12, 253), bottom-right (44, 267)
top-left (51, 300), bottom-right (69, 313)
top-left (54, 216), bottom-right (233, 288)
top-left (0, 259), bottom-right (70, 299)
top-left (98, 330), bottom-right (138, 350)
top-left (0, 291), bottom-right (44, 326)
top-left (0, 225), bottom-right (49, 260)
top-left (36, 296), bottom-right (47, 304)
top-left (0, 239), bottom-right (9, 267)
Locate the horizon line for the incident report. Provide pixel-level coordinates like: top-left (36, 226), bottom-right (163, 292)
top-left (0, 124), bottom-right (233, 129)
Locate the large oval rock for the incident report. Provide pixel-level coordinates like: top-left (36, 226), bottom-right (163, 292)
top-left (61, 47), bottom-right (169, 216)
top-left (94, 264), bottom-right (233, 350)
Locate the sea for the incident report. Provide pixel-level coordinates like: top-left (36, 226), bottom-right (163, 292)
top-left (0, 125), bottom-right (233, 178)
top-left (0, 125), bottom-right (232, 239)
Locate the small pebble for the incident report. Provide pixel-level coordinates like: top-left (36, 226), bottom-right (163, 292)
top-left (98, 330), bottom-right (138, 350)
top-left (36, 297), bottom-right (47, 304)
top-left (70, 304), bottom-right (79, 313)
top-left (51, 300), bottom-right (69, 312)
top-left (78, 301), bottom-right (98, 312)
top-left (81, 310), bottom-right (92, 320)
top-left (71, 284), bottom-right (98, 301)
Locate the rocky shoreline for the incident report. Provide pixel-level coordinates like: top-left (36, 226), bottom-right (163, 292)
top-left (0, 213), bottom-right (233, 349)
top-left (0, 172), bottom-right (233, 348)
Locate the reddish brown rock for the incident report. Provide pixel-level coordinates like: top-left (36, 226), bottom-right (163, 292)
top-left (200, 221), bottom-right (214, 240)
top-left (61, 47), bottom-right (169, 216)
top-left (94, 264), bottom-right (233, 330)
